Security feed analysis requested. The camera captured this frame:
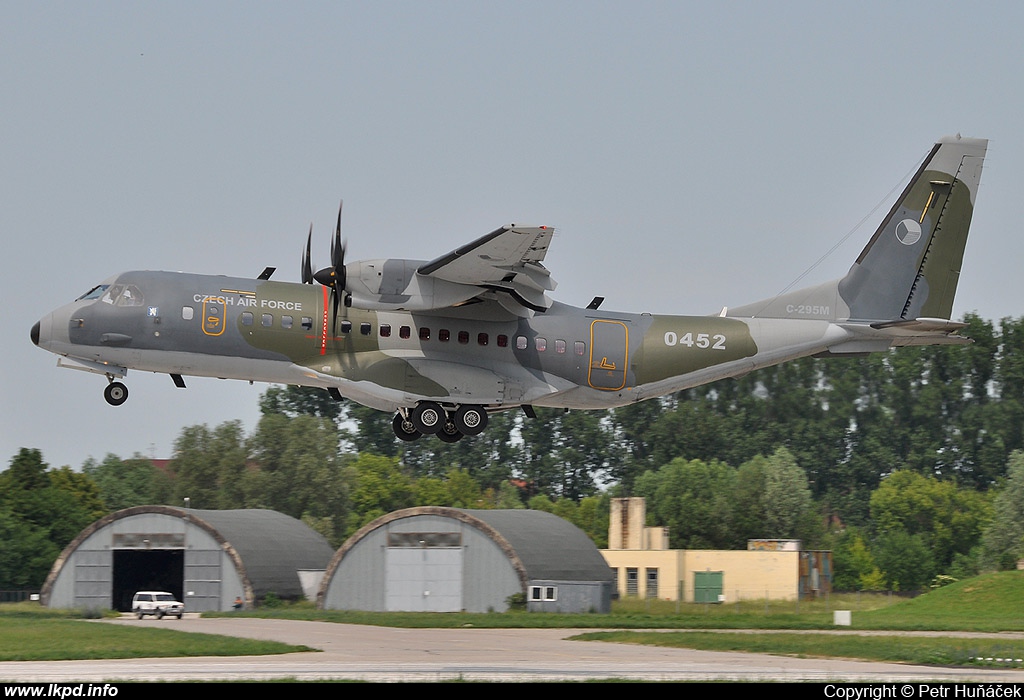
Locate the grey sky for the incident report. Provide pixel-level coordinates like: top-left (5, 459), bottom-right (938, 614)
top-left (4, 1), bottom-right (1022, 470)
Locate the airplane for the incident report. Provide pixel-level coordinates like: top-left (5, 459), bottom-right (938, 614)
top-left (31, 135), bottom-right (988, 443)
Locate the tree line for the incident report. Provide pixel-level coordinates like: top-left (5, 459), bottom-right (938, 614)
top-left (4, 312), bottom-right (1024, 594)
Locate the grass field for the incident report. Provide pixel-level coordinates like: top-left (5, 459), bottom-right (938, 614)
top-left (0, 603), bottom-right (312, 662)
top-left (4, 571), bottom-right (1024, 668)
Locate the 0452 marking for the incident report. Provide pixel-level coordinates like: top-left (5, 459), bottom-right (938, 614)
top-left (663, 332), bottom-right (727, 349)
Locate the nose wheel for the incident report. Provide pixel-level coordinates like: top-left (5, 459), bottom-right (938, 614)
top-left (104, 380), bottom-right (129, 406)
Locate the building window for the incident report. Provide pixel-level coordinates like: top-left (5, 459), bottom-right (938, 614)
top-left (626, 567), bottom-right (638, 596)
top-left (528, 586), bottom-right (557, 602)
top-left (646, 568), bottom-right (659, 599)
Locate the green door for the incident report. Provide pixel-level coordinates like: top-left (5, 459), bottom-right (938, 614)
top-left (694, 571), bottom-right (723, 603)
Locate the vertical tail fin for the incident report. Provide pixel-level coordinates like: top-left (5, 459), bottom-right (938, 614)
top-left (726, 135), bottom-right (988, 323)
top-left (838, 134), bottom-right (988, 321)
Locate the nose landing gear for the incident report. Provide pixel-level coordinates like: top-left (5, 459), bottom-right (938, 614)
top-left (104, 379), bottom-right (129, 406)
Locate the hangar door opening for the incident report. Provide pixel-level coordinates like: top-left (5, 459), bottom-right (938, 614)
top-left (385, 532), bottom-right (463, 612)
top-left (111, 549), bottom-right (184, 612)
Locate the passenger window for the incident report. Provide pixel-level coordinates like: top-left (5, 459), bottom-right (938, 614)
top-left (242, 313), bottom-right (254, 326)
top-left (458, 331), bottom-right (469, 344)
top-left (439, 328), bottom-right (450, 342)
top-left (419, 327), bottom-right (430, 341)
top-left (400, 326), bottom-right (411, 339)
top-left (555, 339), bottom-right (566, 354)
top-left (262, 314), bottom-right (273, 327)
top-left (516, 336), bottom-right (528, 350)
top-left (301, 317), bottom-right (313, 331)
top-left (497, 334), bottom-right (508, 348)
top-left (360, 322), bottom-right (371, 335)
top-left (478, 333), bottom-right (489, 346)
top-left (282, 315), bottom-right (293, 329)
top-left (536, 337), bottom-right (547, 352)
top-left (182, 306), bottom-right (194, 321)
top-left (341, 320), bottom-right (352, 334)
top-left (380, 324), bottom-right (392, 338)
top-left (575, 341), bottom-right (586, 356)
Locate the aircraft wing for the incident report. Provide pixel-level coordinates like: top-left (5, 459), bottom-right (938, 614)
top-left (418, 225), bottom-right (556, 312)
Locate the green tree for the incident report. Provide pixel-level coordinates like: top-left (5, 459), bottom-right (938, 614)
top-left (0, 449), bottom-right (97, 588)
top-left (762, 446), bottom-right (815, 541)
top-left (347, 453), bottom-right (415, 534)
top-left (872, 529), bottom-right (936, 592)
top-left (981, 450), bottom-right (1024, 569)
top-left (634, 458), bottom-right (737, 549)
top-left (245, 413), bottom-right (350, 544)
top-left (830, 529), bottom-right (879, 591)
top-left (260, 385), bottom-right (343, 421)
top-left (83, 453), bottom-right (173, 511)
top-left (869, 470), bottom-right (990, 571)
top-left (171, 422), bottom-right (247, 509)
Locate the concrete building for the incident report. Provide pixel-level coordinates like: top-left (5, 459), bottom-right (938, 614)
top-left (318, 506), bottom-right (615, 613)
top-left (601, 497), bottom-right (831, 602)
top-left (42, 506), bottom-right (335, 612)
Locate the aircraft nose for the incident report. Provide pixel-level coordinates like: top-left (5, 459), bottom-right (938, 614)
top-left (30, 320), bottom-right (40, 346)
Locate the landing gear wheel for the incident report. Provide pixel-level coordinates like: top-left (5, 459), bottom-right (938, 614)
top-left (392, 413), bottom-right (422, 441)
top-left (411, 401), bottom-right (445, 434)
top-left (436, 419), bottom-right (463, 443)
top-left (104, 381), bottom-right (129, 406)
top-left (454, 405), bottom-right (488, 436)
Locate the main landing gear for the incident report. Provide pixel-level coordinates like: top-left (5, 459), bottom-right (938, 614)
top-left (392, 402), bottom-right (489, 442)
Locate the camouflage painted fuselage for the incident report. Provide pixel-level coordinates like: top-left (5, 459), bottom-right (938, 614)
top-left (31, 135), bottom-right (989, 435)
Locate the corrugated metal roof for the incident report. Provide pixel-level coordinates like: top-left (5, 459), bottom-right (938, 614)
top-left (184, 508), bottom-right (334, 597)
top-left (457, 509), bottom-right (614, 582)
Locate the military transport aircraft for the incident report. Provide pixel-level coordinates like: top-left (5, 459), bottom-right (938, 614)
top-left (31, 135), bottom-right (988, 442)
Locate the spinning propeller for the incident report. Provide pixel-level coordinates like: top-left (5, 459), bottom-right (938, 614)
top-left (303, 201), bottom-right (347, 334)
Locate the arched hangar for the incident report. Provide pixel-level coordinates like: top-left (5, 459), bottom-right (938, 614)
top-left (318, 506), bottom-right (615, 613)
top-left (42, 506), bottom-right (334, 612)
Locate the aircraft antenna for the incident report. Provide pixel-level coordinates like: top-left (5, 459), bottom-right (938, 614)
top-left (748, 154), bottom-right (924, 318)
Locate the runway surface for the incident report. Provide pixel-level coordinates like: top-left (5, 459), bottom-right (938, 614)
top-left (2, 615), bottom-right (1024, 682)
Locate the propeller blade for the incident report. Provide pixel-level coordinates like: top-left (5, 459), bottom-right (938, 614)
top-left (301, 225), bottom-right (314, 284)
top-left (331, 200), bottom-right (346, 290)
top-left (310, 200), bottom-right (349, 337)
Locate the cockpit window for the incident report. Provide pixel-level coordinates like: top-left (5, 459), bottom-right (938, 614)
top-left (100, 284), bottom-right (144, 307)
top-left (76, 285), bottom-right (109, 301)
